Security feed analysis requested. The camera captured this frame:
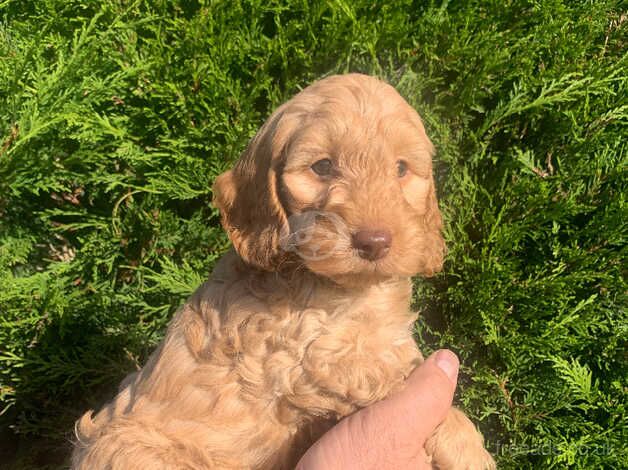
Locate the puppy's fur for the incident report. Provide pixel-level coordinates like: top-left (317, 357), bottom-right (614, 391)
top-left (72, 74), bottom-right (495, 469)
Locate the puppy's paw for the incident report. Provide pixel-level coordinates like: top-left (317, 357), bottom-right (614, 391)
top-left (425, 407), bottom-right (495, 470)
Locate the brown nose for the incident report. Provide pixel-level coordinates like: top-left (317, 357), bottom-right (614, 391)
top-left (352, 230), bottom-right (392, 261)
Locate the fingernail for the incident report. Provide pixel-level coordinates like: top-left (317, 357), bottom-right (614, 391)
top-left (434, 349), bottom-right (459, 385)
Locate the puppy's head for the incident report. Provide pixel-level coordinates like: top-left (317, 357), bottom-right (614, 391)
top-left (213, 74), bottom-right (444, 283)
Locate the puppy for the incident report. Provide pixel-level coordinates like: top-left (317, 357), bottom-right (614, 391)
top-left (72, 74), bottom-right (495, 469)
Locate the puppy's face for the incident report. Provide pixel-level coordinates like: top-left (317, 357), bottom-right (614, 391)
top-left (213, 74), bottom-right (444, 283)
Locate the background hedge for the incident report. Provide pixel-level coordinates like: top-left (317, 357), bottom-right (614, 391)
top-left (0, 1), bottom-right (626, 468)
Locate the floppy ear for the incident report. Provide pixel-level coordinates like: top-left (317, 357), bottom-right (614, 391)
top-left (404, 110), bottom-right (446, 277)
top-left (418, 177), bottom-right (445, 276)
top-left (212, 112), bottom-right (291, 271)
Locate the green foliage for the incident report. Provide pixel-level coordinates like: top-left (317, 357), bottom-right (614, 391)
top-left (1, 0), bottom-right (626, 468)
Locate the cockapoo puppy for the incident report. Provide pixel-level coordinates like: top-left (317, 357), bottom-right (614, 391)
top-left (72, 74), bottom-right (495, 469)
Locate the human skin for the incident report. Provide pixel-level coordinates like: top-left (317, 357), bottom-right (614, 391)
top-left (296, 349), bottom-right (459, 470)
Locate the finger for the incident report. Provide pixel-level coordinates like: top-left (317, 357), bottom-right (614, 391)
top-left (388, 349), bottom-right (459, 440)
top-left (346, 349), bottom-right (458, 452)
top-left (297, 350), bottom-right (459, 469)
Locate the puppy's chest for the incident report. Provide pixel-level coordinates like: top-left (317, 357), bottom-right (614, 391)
top-left (215, 284), bottom-right (420, 412)
top-left (223, 284), bottom-right (414, 354)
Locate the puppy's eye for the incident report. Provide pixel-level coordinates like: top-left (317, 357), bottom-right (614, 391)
top-left (397, 160), bottom-right (408, 178)
top-left (311, 158), bottom-right (333, 177)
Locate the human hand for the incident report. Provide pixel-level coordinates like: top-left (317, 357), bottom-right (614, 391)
top-left (296, 349), bottom-right (459, 470)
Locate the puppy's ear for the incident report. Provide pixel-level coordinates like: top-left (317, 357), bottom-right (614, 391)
top-left (418, 178), bottom-right (445, 276)
top-left (212, 112), bottom-right (291, 270)
top-left (415, 131), bottom-right (445, 277)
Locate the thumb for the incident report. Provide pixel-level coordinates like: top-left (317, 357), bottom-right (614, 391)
top-left (297, 350), bottom-right (459, 470)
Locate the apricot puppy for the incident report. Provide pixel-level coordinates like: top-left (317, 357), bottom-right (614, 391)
top-left (72, 74), bottom-right (495, 469)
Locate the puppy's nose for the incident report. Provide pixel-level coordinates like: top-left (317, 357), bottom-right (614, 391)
top-left (352, 230), bottom-right (392, 261)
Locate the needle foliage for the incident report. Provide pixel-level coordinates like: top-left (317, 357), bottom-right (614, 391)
top-left (0, 1), bottom-right (626, 468)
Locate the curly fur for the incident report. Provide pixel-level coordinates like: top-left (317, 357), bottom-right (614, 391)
top-left (72, 74), bottom-right (494, 469)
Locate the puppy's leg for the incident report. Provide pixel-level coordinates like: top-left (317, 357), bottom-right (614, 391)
top-left (425, 407), bottom-right (495, 470)
top-left (72, 411), bottom-right (219, 470)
